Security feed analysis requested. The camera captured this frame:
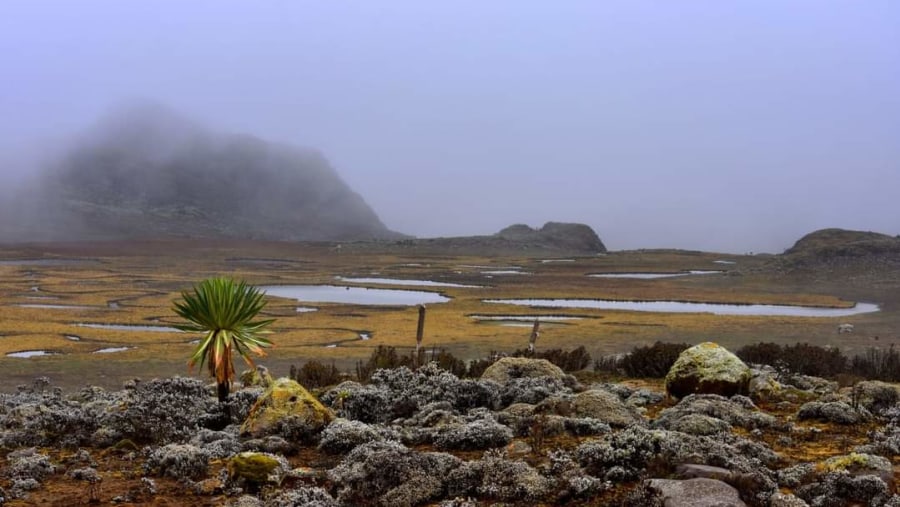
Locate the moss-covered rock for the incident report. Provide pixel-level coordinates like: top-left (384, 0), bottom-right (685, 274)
top-left (240, 378), bottom-right (334, 441)
top-left (665, 343), bottom-right (751, 399)
top-left (227, 452), bottom-right (284, 485)
top-left (481, 357), bottom-right (565, 384)
top-left (572, 389), bottom-right (644, 428)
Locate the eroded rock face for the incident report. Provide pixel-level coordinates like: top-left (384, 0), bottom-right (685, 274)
top-left (240, 378), bottom-right (334, 442)
top-left (666, 343), bottom-right (751, 399)
top-left (481, 357), bottom-right (566, 384)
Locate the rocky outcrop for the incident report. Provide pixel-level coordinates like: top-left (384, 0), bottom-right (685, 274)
top-left (775, 228), bottom-right (900, 274)
top-left (495, 222), bottom-right (607, 253)
top-left (240, 378), bottom-right (334, 441)
top-left (666, 343), bottom-right (752, 399)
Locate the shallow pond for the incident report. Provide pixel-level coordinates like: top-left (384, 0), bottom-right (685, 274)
top-left (93, 346), bottom-right (134, 354)
top-left (588, 270), bottom-right (722, 279)
top-left (16, 304), bottom-right (93, 309)
top-left (76, 323), bottom-right (182, 332)
top-left (0, 259), bottom-right (95, 266)
top-left (468, 315), bottom-right (583, 321)
top-left (337, 277), bottom-right (480, 288)
top-left (483, 299), bottom-right (880, 317)
top-left (296, 307), bottom-right (318, 313)
top-left (482, 270), bottom-right (531, 276)
top-left (6, 350), bottom-right (55, 358)
top-left (262, 285), bottom-right (451, 306)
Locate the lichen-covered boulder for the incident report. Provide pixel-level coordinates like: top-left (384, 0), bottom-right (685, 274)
top-left (240, 378), bottom-right (334, 441)
top-left (226, 452), bottom-right (289, 486)
top-left (481, 357), bottom-right (565, 384)
top-left (819, 452), bottom-right (894, 488)
top-left (572, 389), bottom-right (644, 428)
top-left (665, 343), bottom-right (751, 399)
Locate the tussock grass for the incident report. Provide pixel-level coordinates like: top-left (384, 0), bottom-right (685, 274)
top-left (0, 241), bottom-right (897, 390)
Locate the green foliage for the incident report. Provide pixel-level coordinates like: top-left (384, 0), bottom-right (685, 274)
top-left (173, 277), bottom-right (274, 400)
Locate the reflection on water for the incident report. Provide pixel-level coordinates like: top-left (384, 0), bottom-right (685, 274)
top-left (7, 350), bottom-right (55, 358)
top-left (338, 277), bottom-right (480, 288)
top-left (262, 285), bottom-right (451, 306)
top-left (484, 298), bottom-right (880, 317)
top-left (77, 323), bottom-right (182, 332)
top-left (588, 271), bottom-right (722, 279)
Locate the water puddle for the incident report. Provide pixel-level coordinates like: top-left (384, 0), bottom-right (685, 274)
top-left (16, 304), bottom-right (93, 309)
top-left (0, 259), bottom-right (94, 266)
top-left (324, 344), bottom-right (338, 348)
top-left (469, 315), bottom-right (583, 321)
top-left (484, 299), bottom-right (880, 317)
top-left (261, 285), bottom-right (451, 306)
top-left (76, 323), bottom-right (182, 332)
top-left (337, 277), bottom-right (481, 288)
top-left (65, 335), bottom-right (81, 341)
top-left (588, 270), bottom-right (722, 279)
top-left (714, 260), bottom-right (737, 265)
top-left (7, 350), bottom-right (55, 358)
top-left (482, 270), bottom-right (531, 275)
top-left (540, 259), bottom-right (575, 263)
top-left (296, 307), bottom-right (318, 313)
top-left (359, 332), bottom-right (371, 340)
top-left (93, 347), bottom-right (134, 354)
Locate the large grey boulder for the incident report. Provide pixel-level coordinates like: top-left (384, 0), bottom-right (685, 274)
top-left (644, 478), bottom-right (747, 507)
top-left (666, 343), bottom-right (751, 399)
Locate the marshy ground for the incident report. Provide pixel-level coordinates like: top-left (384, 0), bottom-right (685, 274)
top-left (1, 239), bottom-right (897, 391)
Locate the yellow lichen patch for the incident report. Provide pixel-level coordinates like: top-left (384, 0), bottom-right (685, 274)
top-left (227, 452), bottom-right (281, 484)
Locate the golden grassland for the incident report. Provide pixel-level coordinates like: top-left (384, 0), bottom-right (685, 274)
top-left (1, 240), bottom-right (898, 390)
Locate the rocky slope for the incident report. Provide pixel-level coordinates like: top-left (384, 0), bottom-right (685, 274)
top-left (0, 103), bottom-right (400, 243)
top-left (777, 228), bottom-right (900, 273)
top-left (2, 345), bottom-right (900, 506)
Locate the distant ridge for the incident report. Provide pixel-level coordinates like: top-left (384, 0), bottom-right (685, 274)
top-left (0, 102), bottom-right (402, 243)
top-left (777, 228), bottom-right (900, 272)
top-left (352, 221), bottom-right (607, 255)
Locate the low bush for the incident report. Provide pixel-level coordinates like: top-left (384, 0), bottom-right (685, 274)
top-left (290, 360), bottom-right (343, 389)
top-left (618, 342), bottom-right (690, 378)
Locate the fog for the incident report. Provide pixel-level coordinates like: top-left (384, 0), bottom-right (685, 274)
top-left (1, 1), bottom-right (898, 253)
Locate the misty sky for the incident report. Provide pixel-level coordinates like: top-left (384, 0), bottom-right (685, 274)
top-left (1, 1), bottom-right (898, 253)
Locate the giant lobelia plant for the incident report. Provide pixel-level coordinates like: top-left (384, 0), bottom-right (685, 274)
top-left (173, 277), bottom-right (274, 401)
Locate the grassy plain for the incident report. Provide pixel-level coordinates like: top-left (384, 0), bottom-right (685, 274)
top-left (1, 240), bottom-right (897, 391)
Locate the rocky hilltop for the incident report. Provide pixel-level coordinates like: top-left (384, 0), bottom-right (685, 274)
top-left (363, 222), bottom-right (607, 256)
top-left (776, 228), bottom-right (900, 274)
top-left (1, 103), bottom-right (400, 242)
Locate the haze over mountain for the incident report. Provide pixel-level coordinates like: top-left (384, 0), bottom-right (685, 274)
top-left (0, 103), bottom-right (400, 242)
top-left (1, 2), bottom-right (898, 251)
